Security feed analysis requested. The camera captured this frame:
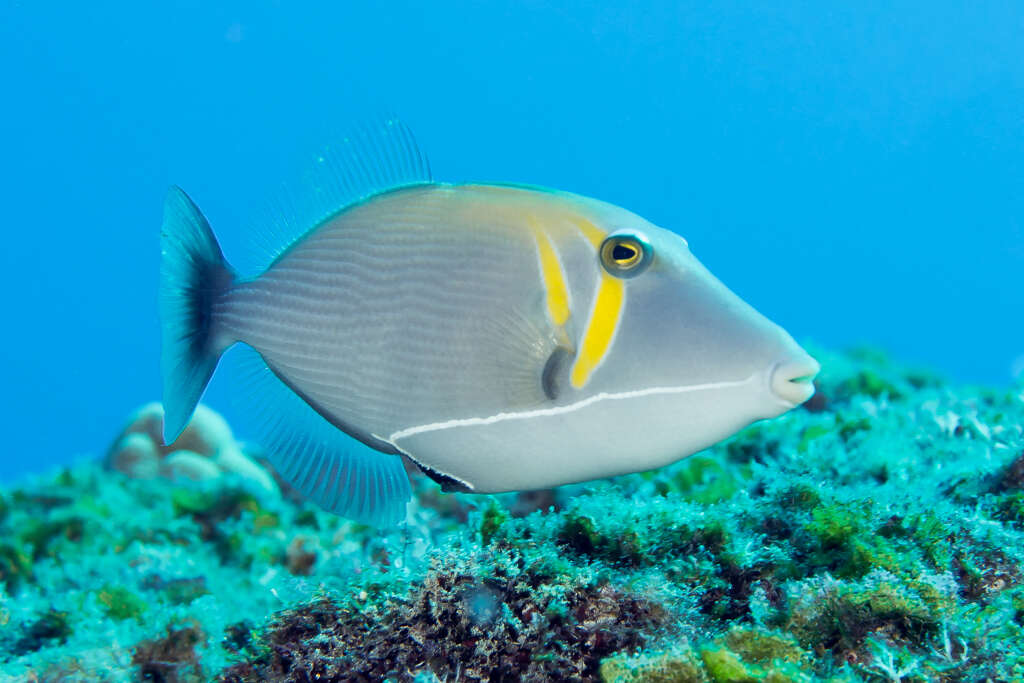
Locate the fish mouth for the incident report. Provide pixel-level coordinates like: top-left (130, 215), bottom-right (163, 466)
top-left (769, 355), bottom-right (821, 406)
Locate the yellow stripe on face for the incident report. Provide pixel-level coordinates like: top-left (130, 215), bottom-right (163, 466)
top-left (571, 216), bottom-right (606, 248)
top-left (565, 214), bottom-right (627, 389)
top-left (571, 273), bottom-right (625, 388)
top-left (529, 218), bottom-right (571, 327)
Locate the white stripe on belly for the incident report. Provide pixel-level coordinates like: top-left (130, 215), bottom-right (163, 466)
top-left (389, 374), bottom-right (758, 441)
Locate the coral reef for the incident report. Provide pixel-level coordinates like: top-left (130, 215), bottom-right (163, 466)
top-left (221, 569), bottom-right (666, 682)
top-left (1, 347), bottom-right (1023, 681)
top-left (106, 402), bottom-right (278, 497)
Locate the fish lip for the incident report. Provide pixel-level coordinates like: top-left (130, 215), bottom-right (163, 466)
top-left (768, 355), bottom-right (821, 407)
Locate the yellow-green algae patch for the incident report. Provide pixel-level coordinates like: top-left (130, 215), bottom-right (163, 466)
top-left (600, 628), bottom-right (816, 683)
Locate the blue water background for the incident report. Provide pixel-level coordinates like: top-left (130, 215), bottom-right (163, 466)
top-left (1, 2), bottom-right (1021, 481)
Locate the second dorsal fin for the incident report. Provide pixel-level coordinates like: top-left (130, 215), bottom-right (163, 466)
top-left (242, 118), bottom-right (432, 276)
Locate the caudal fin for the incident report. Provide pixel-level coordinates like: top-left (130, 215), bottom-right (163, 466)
top-left (159, 186), bottom-right (236, 444)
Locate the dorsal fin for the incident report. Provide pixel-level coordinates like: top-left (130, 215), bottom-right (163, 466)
top-left (241, 118), bottom-right (432, 276)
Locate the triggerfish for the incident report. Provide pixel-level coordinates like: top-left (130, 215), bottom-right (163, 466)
top-left (159, 120), bottom-right (819, 525)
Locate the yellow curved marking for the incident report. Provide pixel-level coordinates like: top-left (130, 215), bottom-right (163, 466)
top-left (528, 217), bottom-right (571, 327)
top-left (571, 273), bottom-right (625, 388)
top-left (565, 215), bottom-right (627, 388)
top-left (571, 216), bottom-right (606, 248)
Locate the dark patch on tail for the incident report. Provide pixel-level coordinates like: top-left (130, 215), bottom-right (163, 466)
top-left (159, 186), bottom-right (237, 443)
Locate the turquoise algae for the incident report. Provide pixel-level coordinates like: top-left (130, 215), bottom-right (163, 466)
top-left (1, 347), bottom-right (1023, 681)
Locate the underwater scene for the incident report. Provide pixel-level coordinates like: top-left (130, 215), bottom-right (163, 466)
top-left (2, 2), bottom-right (1023, 682)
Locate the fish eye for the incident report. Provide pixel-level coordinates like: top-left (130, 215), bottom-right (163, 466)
top-left (599, 233), bottom-right (652, 278)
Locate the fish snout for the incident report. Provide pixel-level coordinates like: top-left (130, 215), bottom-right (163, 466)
top-left (768, 354), bottom-right (820, 407)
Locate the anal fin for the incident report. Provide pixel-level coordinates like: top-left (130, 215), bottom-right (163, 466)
top-left (232, 346), bottom-right (411, 525)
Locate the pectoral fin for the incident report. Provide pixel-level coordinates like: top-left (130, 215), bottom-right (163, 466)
top-left (472, 302), bottom-right (575, 409)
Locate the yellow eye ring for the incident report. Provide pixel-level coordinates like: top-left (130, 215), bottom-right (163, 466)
top-left (599, 233), bottom-right (652, 278)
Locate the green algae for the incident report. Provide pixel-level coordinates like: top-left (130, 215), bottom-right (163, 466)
top-left (785, 572), bottom-right (946, 658)
top-left (701, 647), bottom-right (755, 682)
top-left (995, 491), bottom-right (1024, 529)
top-left (20, 515), bottom-right (85, 561)
top-left (96, 585), bottom-right (148, 623)
top-left (478, 498), bottom-right (509, 546)
top-left (667, 454), bottom-right (751, 504)
top-left (600, 628), bottom-right (815, 683)
top-left (723, 628), bottom-right (808, 669)
top-left (2, 347), bottom-right (1024, 680)
top-left (600, 648), bottom-right (707, 683)
top-left (0, 542), bottom-right (32, 594)
top-left (557, 513), bottom-right (647, 566)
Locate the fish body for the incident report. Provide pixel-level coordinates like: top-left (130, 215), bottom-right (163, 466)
top-left (159, 122), bottom-right (818, 523)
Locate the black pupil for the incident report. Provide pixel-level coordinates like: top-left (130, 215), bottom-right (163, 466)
top-left (612, 243), bottom-right (637, 262)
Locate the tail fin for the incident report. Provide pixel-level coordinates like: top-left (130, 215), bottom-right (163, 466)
top-left (159, 186), bottom-right (236, 444)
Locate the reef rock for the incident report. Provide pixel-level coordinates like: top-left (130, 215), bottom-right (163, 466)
top-left (106, 403), bottom-right (278, 497)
